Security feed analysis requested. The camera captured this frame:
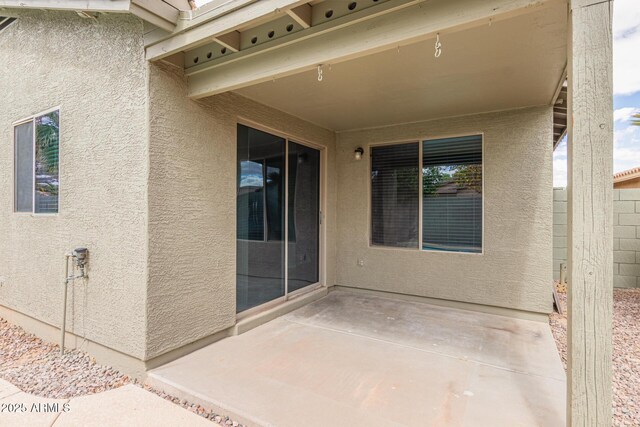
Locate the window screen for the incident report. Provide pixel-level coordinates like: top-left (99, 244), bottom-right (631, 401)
top-left (371, 142), bottom-right (419, 248)
top-left (14, 121), bottom-right (33, 212)
top-left (422, 135), bottom-right (482, 253)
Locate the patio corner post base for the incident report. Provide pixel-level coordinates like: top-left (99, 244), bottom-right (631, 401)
top-left (566, 0), bottom-right (614, 426)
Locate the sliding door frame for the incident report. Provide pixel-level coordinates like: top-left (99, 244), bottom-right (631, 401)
top-left (236, 118), bottom-right (326, 320)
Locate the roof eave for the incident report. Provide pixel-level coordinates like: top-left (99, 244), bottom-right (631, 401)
top-left (0, 0), bottom-right (180, 32)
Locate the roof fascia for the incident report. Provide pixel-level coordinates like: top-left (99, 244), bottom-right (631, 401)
top-left (0, 0), bottom-right (179, 31)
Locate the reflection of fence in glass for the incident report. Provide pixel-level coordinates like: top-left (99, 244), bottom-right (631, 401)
top-left (422, 135), bottom-right (482, 253)
top-left (35, 111), bottom-right (59, 213)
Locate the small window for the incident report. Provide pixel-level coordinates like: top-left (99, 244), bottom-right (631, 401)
top-left (370, 135), bottom-right (483, 253)
top-left (14, 110), bottom-right (60, 214)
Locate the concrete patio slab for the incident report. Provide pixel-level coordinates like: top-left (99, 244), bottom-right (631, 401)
top-left (148, 291), bottom-right (566, 427)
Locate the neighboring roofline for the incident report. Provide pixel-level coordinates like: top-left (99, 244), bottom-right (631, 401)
top-left (614, 167), bottom-right (640, 183)
top-left (0, 0), bottom-right (186, 31)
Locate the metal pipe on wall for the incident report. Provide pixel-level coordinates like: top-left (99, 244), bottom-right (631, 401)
top-left (60, 253), bottom-right (72, 356)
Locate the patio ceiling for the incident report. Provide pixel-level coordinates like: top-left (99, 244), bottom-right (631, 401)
top-left (232, 0), bottom-right (568, 132)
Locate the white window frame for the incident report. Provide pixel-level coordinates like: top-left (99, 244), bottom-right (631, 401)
top-left (368, 132), bottom-right (485, 255)
top-left (12, 106), bottom-right (61, 216)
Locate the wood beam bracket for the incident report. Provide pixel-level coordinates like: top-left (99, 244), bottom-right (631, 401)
top-left (286, 3), bottom-right (311, 28)
top-left (214, 30), bottom-right (241, 52)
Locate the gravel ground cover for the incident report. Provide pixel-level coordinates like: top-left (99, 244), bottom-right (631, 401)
top-left (0, 318), bottom-right (243, 426)
top-left (549, 288), bottom-right (640, 426)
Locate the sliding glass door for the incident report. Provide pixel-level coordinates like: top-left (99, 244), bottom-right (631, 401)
top-left (236, 125), bottom-right (286, 313)
top-left (288, 141), bottom-right (320, 293)
top-left (237, 125), bottom-right (321, 313)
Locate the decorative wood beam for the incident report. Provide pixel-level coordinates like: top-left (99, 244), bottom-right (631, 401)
top-left (146, 0), bottom-right (309, 61)
top-left (214, 31), bottom-right (241, 52)
top-left (566, 0), bottom-right (613, 425)
top-left (188, 0), bottom-right (552, 98)
top-left (286, 3), bottom-right (311, 28)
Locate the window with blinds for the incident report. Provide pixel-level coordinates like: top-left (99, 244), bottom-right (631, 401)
top-left (423, 135), bottom-right (482, 253)
top-left (13, 109), bottom-right (59, 214)
top-left (371, 142), bottom-right (419, 248)
top-left (370, 135), bottom-right (483, 253)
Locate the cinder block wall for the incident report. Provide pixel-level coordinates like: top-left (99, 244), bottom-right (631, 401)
top-left (553, 187), bottom-right (640, 287)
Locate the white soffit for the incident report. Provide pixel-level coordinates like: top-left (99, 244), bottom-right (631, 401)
top-left (234, 0), bottom-right (567, 132)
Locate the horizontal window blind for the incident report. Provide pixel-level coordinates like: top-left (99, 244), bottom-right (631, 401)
top-left (371, 143), bottom-right (419, 248)
top-left (422, 135), bottom-right (482, 253)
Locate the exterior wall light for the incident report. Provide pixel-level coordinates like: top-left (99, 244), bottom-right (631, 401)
top-left (354, 147), bottom-right (364, 161)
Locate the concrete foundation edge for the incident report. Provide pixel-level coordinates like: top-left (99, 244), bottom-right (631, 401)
top-left (332, 285), bottom-right (550, 322)
top-left (0, 304), bottom-right (147, 378)
top-left (0, 288), bottom-right (331, 381)
top-left (232, 286), bottom-right (329, 335)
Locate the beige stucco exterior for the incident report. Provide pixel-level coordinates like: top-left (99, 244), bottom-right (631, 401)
top-left (1, 9), bottom-right (553, 373)
top-left (146, 62), bottom-right (337, 359)
top-left (335, 107), bottom-right (554, 314)
top-left (0, 11), bottom-right (149, 362)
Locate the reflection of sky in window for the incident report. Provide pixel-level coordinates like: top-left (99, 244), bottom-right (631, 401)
top-left (424, 166), bottom-right (457, 177)
top-left (37, 115), bottom-right (54, 126)
top-left (240, 160), bottom-right (263, 188)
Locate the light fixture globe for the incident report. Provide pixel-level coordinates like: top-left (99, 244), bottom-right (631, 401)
top-left (354, 147), bottom-right (364, 161)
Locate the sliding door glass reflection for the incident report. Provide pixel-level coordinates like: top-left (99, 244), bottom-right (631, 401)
top-left (236, 125), bottom-right (285, 312)
top-left (287, 141), bottom-right (320, 293)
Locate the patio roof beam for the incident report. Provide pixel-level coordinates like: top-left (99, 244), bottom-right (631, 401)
top-left (187, 0), bottom-right (553, 99)
top-left (145, 0), bottom-right (308, 61)
top-left (566, 0), bottom-right (613, 425)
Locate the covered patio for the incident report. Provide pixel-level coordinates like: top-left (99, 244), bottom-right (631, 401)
top-left (144, 0), bottom-right (613, 425)
top-left (148, 291), bottom-right (566, 426)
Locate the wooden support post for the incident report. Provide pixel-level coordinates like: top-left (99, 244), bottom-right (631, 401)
top-left (566, 0), bottom-right (613, 426)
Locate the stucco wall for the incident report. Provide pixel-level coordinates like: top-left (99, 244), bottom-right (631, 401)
top-left (335, 107), bottom-right (553, 314)
top-left (0, 11), bottom-right (148, 358)
top-left (146, 62), bottom-right (337, 358)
